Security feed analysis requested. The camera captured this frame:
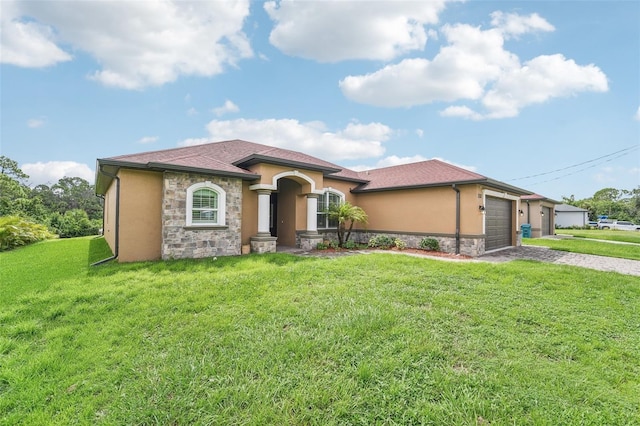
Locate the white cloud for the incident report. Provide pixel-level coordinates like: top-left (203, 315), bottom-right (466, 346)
top-left (22, 161), bottom-right (94, 185)
top-left (339, 23), bottom-right (520, 107)
top-left (213, 100), bottom-right (240, 117)
top-left (27, 118), bottom-right (46, 128)
top-left (440, 105), bottom-right (482, 120)
top-left (0, 1), bottom-right (72, 67)
top-left (416, 129), bottom-right (424, 138)
top-left (179, 118), bottom-right (391, 161)
top-left (187, 108), bottom-right (198, 116)
top-left (490, 11), bottom-right (555, 39)
top-left (2, 1), bottom-right (252, 89)
top-left (635, 106), bottom-right (640, 121)
top-left (137, 136), bottom-right (158, 144)
top-left (480, 54), bottom-right (608, 119)
top-left (340, 12), bottom-right (607, 119)
top-left (265, 0), bottom-right (450, 62)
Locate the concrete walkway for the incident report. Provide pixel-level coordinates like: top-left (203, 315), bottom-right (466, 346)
top-left (478, 245), bottom-right (640, 276)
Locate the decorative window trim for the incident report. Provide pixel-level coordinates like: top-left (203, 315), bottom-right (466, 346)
top-left (186, 181), bottom-right (226, 227)
top-left (317, 188), bottom-right (345, 229)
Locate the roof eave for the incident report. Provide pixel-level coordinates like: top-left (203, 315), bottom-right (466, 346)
top-left (351, 178), bottom-right (534, 195)
top-left (95, 158), bottom-right (260, 195)
top-left (483, 179), bottom-right (533, 196)
top-left (233, 154), bottom-right (342, 175)
top-left (146, 162), bottom-right (259, 180)
top-left (351, 179), bottom-right (488, 193)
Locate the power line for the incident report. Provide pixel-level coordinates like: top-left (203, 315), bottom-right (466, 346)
top-left (507, 145), bottom-right (639, 182)
top-left (525, 149), bottom-right (638, 186)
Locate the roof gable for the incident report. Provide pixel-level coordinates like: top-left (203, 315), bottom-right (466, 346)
top-left (354, 160), bottom-right (486, 191)
top-left (97, 139), bottom-right (531, 196)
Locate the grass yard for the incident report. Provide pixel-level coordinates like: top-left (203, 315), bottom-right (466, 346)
top-left (555, 228), bottom-right (640, 244)
top-left (1, 238), bottom-right (639, 425)
top-left (524, 235), bottom-right (640, 260)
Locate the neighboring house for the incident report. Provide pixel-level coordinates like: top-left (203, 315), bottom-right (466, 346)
top-left (520, 194), bottom-right (560, 237)
top-left (555, 204), bottom-right (590, 228)
top-left (95, 139), bottom-right (532, 262)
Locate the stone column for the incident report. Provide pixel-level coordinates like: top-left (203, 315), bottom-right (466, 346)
top-left (251, 189), bottom-right (277, 253)
top-left (306, 193), bottom-right (319, 234)
top-left (300, 193), bottom-right (323, 250)
top-left (257, 189), bottom-right (271, 236)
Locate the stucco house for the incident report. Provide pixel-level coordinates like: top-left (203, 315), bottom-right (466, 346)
top-left (520, 194), bottom-right (560, 237)
top-left (554, 204), bottom-right (590, 228)
top-left (95, 139), bottom-right (532, 262)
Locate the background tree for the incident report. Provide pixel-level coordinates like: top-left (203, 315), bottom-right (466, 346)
top-left (0, 156), bottom-right (103, 239)
top-left (327, 202), bottom-right (368, 247)
top-left (563, 186), bottom-right (640, 222)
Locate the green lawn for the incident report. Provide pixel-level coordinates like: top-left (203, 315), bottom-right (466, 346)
top-left (555, 228), bottom-right (640, 244)
top-left (524, 235), bottom-right (640, 260)
top-left (1, 238), bottom-right (639, 425)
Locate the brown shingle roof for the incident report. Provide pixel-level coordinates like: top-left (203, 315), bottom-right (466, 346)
top-left (101, 139), bottom-right (363, 180)
top-left (97, 139), bottom-right (530, 195)
top-left (521, 193), bottom-right (560, 204)
top-left (353, 159), bottom-right (486, 191)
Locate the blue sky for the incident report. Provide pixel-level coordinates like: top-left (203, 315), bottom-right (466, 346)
top-left (1, 0), bottom-right (638, 200)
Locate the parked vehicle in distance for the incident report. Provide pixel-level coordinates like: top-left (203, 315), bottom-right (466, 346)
top-left (587, 221), bottom-right (599, 228)
top-left (598, 220), bottom-right (640, 231)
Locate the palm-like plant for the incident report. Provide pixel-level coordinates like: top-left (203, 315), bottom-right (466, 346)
top-left (327, 202), bottom-right (368, 247)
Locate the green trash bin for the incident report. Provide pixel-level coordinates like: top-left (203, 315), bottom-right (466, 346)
top-left (521, 224), bottom-right (531, 238)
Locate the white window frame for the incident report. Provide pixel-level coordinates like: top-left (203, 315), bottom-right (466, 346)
top-left (317, 189), bottom-right (345, 229)
top-left (186, 182), bottom-right (226, 226)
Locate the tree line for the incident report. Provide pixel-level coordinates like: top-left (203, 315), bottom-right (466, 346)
top-left (562, 187), bottom-right (640, 223)
top-left (0, 156), bottom-right (102, 239)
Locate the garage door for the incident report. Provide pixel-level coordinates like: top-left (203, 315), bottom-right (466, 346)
top-left (541, 206), bottom-right (552, 236)
top-left (485, 197), bottom-right (512, 251)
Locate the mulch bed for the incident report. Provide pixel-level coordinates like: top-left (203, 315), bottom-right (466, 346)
top-left (311, 247), bottom-right (473, 260)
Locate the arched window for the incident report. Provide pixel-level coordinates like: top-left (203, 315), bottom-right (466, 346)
top-left (316, 190), bottom-right (343, 229)
top-left (186, 182), bottom-right (226, 226)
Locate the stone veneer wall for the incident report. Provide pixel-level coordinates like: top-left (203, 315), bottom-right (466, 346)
top-left (162, 172), bottom-right (242, 259)
top-left (314, 230), bottom-right (487, 257)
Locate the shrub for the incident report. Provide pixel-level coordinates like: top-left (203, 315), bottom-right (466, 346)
top-left (0, 216), bottom-right (56, 251)
top-left (49, 209), bottom-right (101, 238)
top-left (328, 240), bottom-right (340, 249)
top-left (419, 237), bottom-right (440, 251)
top-left (316, 241), bottom-right (328, 250)
top-left (343, 240), bottom-right (358, 249)
top-left (368, 235), bottom-right (394, 249)
top-left (394, 238), bottom-right (407, 250)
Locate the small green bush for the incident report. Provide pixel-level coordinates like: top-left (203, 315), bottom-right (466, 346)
top-left (316, 241), bottom-right (328, 250)
top-left (343, 240), bottom-right (358, 249)
top-left (0, 216), bottom-right (56, 251)
top-left (328, 240), bottom-right (340, 249)
top-left (368, 235), bottom-right (394, 249)
top-left (394, 238), bottom-right (407, 250)
top-left (419, 237), bottom-right (440, 251)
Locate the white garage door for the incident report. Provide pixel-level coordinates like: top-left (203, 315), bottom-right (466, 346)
top-left (485, 197), bottom-right (513, 251)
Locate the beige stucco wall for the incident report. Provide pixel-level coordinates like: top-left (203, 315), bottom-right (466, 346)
top-left (353, 184), bottom-right (484, 236)
top-left (522, 199), bottom-right (555, 237)
top-left (323, 178), bottom-right (359, 204)
top-left (102, 177), bottom-right (118, 254)
top-left (117, 169), bottom-right (163, 262)
top-left (248, 163), bottom-right (324, 194)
